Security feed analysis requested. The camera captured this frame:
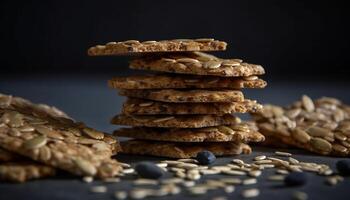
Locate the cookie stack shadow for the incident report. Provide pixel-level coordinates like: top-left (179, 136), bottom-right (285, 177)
top-left (88, 38), bottom-right (267, 158)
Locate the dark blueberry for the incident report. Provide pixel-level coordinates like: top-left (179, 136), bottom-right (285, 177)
top-left (135, 162), bottom-right (164, 179)
top-left (336, 160), bottom-right (350, 176)
top-left (196, 150), bottom-right (216, 165)
top-left (284, 172), bottom-right (307, 186)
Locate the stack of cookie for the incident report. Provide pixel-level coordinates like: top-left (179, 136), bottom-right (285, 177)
top-left (88, 38), bottom-right (267, 158)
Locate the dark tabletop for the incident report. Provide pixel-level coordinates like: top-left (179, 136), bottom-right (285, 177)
top-left (0, 74), bottom-right (349, 200)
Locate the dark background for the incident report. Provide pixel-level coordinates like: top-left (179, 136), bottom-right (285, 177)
top-left (0, 0), bottom-right (349, 80)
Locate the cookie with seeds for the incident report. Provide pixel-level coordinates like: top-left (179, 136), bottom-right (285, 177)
top-left (111, 114), bottom-right (240, 128)
top-left (122, 98), bottom-right (262, 115)
top-left (120, 140), bottom-right (252, 158)
top-left (108, 74), bottom-right (267, 89)
top-left (252, 96), bottom-right (350, 157)
top-left (119, 89), bottom-right (244, 103)
top-left (0, 93), bottom-right (71, 122)
top-left (0, 162), bottom-right (56, 183)
top-left (129, 52), bottom-right (265, 77)
top-left (0, 94), bottom-right (123, 178)
top-left (87, 39), bottom-right (227, 56)
top-left (113, 123), bottom-right (265, 143)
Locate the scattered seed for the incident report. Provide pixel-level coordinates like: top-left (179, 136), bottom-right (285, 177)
top-left (254, 155), bottom-right (266, 161)
top-left (242, 188), bottom-right (259, 198)
top-left (114, 191), bottom-right (127, 200)
top-left (90, 185), bottom-right (107, 193)
top-left (122, 168), bottom-right (135, 174)
top-left (275, 151), bottom-right (292, 157)
top-left (103, 177), bottom-right (120, 183)
top-left (292, 191), bottom-right (308, 200)
top-left (249, 170), bottom-right (262, 177)
top-left (268, 175), bottom-right (285, 181)
top-left (222, 170), bottom-right (246, 176)
top-left (243, 178), bottom-right (257, 185)
top-left (224, 185), bottom-right (235, 193)
top-left (134, 179), bottom-right (158, 185)
top-left (82, 176), bottom-right (93, 183)
top-left (289, 157), bottom-right (300, 164)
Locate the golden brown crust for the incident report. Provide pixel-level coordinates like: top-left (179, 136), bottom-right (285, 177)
top-left (129, 52), bottom-right (265, 77)
top-left (119, 89), bottom-right (244, 103)
top-left (120, 140), bottom-right (251, 158)
top-left (0, 162), bottom-right (56, 183)
top-left (122, 98), bottom-right (262, 115)
top-left (88, 39), bottom-right (227, 56)
top-left (108, 74), bottom-right (267, 89)
top-left (111, 114), bottom-right (240, 128)
top-left (114, 124), bottom-right (265, 143)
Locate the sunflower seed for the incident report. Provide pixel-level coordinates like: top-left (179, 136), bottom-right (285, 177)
top-left (275, 151), bottom-right (292, 157)
top-left (221, 60), bottom-right (241, 67)
top-left (82, 176), bottom-right (94, 183)
top-left (268, 175), bottom-right (285, 181)
top-left (123, 40), bottom-right (140, 45)
top-left (90, 185), bottom-right (107, 193)
top-left (254, 155), bottom-right (266, 161)
top-left (242, 178), bottom-right (257, 185)
top-left (220, 177), bottom-right (242, 185)
top-left (74, 158), bottom-right (97, 176)
top-left (310, 137), bottom-right (332, 152)
top-left (249, 170), bottom-right (262, 177)
top-left (306, 126), bottom-right (332, 138)
top-left (289, 157), bottom-right (300, 164)
top-left (218, 125), bottom-right (235, 135)
top-left (122, 168), bottom-right (135, 174)
top-left (23, 135), bottom-right (47, 149)
top-left (276, 169), bottom-right (289, 175)
top-left (7, 112), bottom-right (24, 127)
top-left (232, 159), bottom-right (245, 165)
top-left (224, 185), bottom-right (235, 193)
top-left (222, 170), bottom-right (246, 176)
top-left (114, 191), bottom-right (127, 200)
top-left (139, 102), bottom-right (154, 107)
top-left (134, 179), bottom-right (158, 185)
top-left (302, 95), bottom-right (315, 112)
top-left (292, 128), bottom-right (311, 143)
top-left (203, 61), bottom-right (222, 69)
top-left (39, 146), bottom-right (51, 161)
top-left (176, 58), bottom-right (200, 64)
top-left (243, 76), bottom-right (258, 81)
top-left (142, 40), bottom-right (157, 44)
top-left (161, 58), bottom-right (176, 63)
top-left (242, 188), bottom-right (259, 198)
top-left (103, 177), bottom-right (120, 183)
top-left (156, 163), bottom-right (168, 168)
top-left (153, 116), bottom-right (174, 123)
top-left (293, 191), bottom-right (308, 200)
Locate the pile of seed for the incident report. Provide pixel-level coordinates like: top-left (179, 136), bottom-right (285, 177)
top-left (85, 151), bottom-right (344, 200)
top-left (253, 95), bottom-right (350, 156)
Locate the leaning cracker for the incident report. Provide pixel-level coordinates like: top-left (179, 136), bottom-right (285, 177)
top-left (252, 96), bottom-right (350, 157)
top-left (108, 74), bottom-right (267, 89)
top-left (114, 123), bottom-right (265, 143)
top-left (0, 94), bottom-right (123, 178)
top-left (0, 93), bottom-right (71, 121)
top-left (88, 39), bottom-right (227, 56)
top-left (120, 140), bottom-right (252, 158)
top-left (122, 98), bottom-right (262, 115)
top-left (0, 162), bottom-right (56, 183)
top-left (130, 52), bottom-right (265, 77)
top-left (111, 114), bottom-right (240, 128)
top-left (119, 89), bottom-right (244, 103)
